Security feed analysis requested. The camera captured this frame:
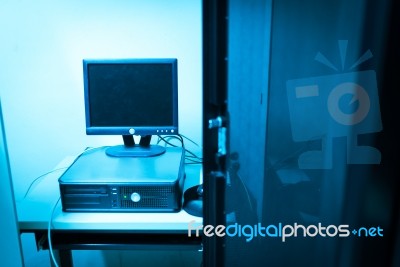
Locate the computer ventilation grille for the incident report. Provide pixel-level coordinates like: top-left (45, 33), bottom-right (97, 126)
top-left (119, 186), bottom-right (175, 208)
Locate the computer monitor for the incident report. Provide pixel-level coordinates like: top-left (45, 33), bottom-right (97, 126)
top-left (83, 58), bottom-right (178, 157)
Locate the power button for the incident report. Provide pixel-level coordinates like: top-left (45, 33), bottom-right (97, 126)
top-left (130, 192), bottom-right (141, 202)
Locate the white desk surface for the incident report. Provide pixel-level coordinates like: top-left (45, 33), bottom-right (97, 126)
top-left (17, 155), bottom-right (203, 232)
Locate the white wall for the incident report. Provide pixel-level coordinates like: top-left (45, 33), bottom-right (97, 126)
top-left (0, 0), bottom-right (202, 200)
top-left (0, 101), bottom-right (24, 267)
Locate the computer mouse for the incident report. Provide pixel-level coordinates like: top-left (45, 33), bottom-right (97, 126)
top-left (183, 184), bottom-right (203, 217)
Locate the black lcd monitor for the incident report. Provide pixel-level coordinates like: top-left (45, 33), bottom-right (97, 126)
top-left (83, 58), bottom-right (178, 157)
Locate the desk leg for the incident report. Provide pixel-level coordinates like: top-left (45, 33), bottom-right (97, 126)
top-left (50, 249), bottom-right (73, 267)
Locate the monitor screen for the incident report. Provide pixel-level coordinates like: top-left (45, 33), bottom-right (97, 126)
top-left (83, 58), bottom-right (178, 157)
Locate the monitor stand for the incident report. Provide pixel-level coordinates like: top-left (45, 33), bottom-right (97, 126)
top-left (105, 135), bottom-right (166, 157)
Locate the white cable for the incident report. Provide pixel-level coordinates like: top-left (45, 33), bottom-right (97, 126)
top-left (48, 197), bottom-right (61, 267)
top-left (24, 168), bottom-right (68, 199)
top-left (45, 147), bottom-right (103, 267)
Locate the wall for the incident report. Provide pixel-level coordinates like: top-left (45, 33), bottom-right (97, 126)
top-left (0, 101), bottom-right (24, 267)
top-left (0, 0), bottom-right (202, 201)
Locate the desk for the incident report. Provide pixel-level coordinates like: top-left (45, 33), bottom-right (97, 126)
top-left (16, 154), bottom-right (203, 267)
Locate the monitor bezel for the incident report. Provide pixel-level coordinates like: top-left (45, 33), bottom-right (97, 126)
top-left (83, 58), bottom-right (179, 136)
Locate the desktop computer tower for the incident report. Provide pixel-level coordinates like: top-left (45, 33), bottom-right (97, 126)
top-left (58, 146), bottom-right (185, 212)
